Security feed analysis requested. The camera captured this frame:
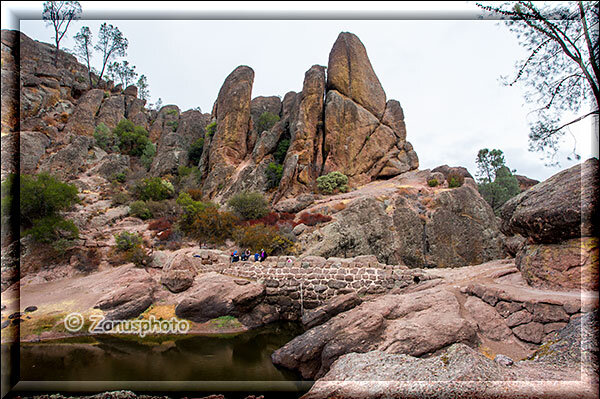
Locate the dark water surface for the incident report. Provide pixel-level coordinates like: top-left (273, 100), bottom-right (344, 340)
top-left (19, 322), bottom-right (306, 387)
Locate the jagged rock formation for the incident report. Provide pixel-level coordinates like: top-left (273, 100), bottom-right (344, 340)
top-left (297, 170), bottom-right (503, 267)
top-left (500, 158), bottom-right (599, 291)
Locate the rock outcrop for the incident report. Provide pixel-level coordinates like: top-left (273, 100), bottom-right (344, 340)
top-left (500, 158), bottom-right (599, 291)
top-left (300, 170), bottom-right (503, 267)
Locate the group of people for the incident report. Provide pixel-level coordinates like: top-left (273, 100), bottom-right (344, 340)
top-left (231, 248), bottom-right (267, 263)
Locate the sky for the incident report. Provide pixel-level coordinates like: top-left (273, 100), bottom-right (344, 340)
top-left (2, 2), bottom-right (598, 181)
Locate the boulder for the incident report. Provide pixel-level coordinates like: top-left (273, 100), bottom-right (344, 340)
top-left (381, 99), bottom-right (407, 141)
top-left (123, 85), bottom-right (138, 97)
top-left (175, 272), bottom-right (265, 324)
top-left (249, 95), bottom-right (282, 151)
top-left (500, 158), bottom-right (598, 243)
top-left (271, 287), bottom-right (476, 379)
top-left (463, 296), bottom-right (513, 341)
top-left (202, 66), bottom-right (254, 199)
top-left (431, 164), bottom-right (474, 180)
top-left (327, 32), bottom-right (386, 119)
top-left (19, 131), bottom-right (50, 173)
top-left (87, 153), bottom-right (130, 180)
top-left (515, 237), bottom-right (598, 291)
top-left (301, 292), bottom-right (362, 329)
top-left (94, 266), bottom-right (157, 320)
top-left (273, 193), bottom-right (315, 213)
top-left (38, 135), bottom-right (95, 180)
top-left (96, 94), bottom-right (125, 129)
top-left (303, 183), bottom-right (503, 268)
top-left (161, 269), bottom-right (195, 293)
top-left (514, 174), bottom-right (539, 192)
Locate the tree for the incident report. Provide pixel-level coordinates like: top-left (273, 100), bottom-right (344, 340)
top-left (136, 74), bottom-right (150, 101)
top-left (73, 26), bottom-right (93, 87)
top-left (42, 1), bottom-right (82, 66)
top-left (107, 60), bottom-right (138, 87)
top-left (475, 148), bottom-right (507, 183)
top-left (478, 166), bottom-right (521, 214)
top-left (477, 2), bottom-right (599, 165)
top-left (94, 23), bottom-right (128, 85)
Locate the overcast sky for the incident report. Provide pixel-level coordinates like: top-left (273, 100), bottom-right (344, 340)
top-left (2, 2), bottom-right (598, 181)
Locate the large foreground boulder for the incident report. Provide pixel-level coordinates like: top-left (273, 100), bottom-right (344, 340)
top-left (271, 287), bottom-right (477, 379)
top-left (175, 272), bottom-right (265, 324)
top-left (501, 158), bottom-right (599, 291)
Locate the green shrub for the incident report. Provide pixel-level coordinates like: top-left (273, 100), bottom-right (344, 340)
top-left (427, 178), bottom-right (439, 187)
top-left (111, 191), bottom-right (131, 206)
top-left (134, 177), bottom-right (174, 201)
top-left (94, 123), bottom-right (118, 152)
top-left (113, 119), bottom-right (152, 157)
top-left (205, 121), bottom-right (217, 138)
top-left (234, 223), bottom-right (295, 255)
top-left (188, 138), bottom-right (204, 165)
top-left (145, 200), bottom-right (173, 219)
top-left (447, 172), bottom-right (465, 188)
top-left (166, 108), bottom-right (179, 117)
top-left (113, 172), bottom-right (127, 183)
top-left (129, 200), bottom-right (152, 220)
top-left (2, 173), bottom-right (79, 227)
top-left (227, 191), bottom-right (269, 220)
top-left (140, 142), bottom-right (156, 169)
top-left (274, 138), bottom-right (290, 164)
top-left (266, 162), bottom-right (283, 189)
top-left (316, 171), bottom-right (349, 195)
top-left (114, 231), bottom-right (143, 252)
top-left (256, 112), bottom-right (280, 134)
top-left (25, 215), bottom-right (79, 244)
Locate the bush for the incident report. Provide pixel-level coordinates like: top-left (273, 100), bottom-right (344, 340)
top-left (113, 119), bottom-right (153, 157)
top-left (227, 191), bottom-right (269, 220)
top-left (167, 120), bottom-right (179, 132)
top-left (266, 162), bottom-right (283, 189)
top-left (148, 217), bottom-right (172, 231)
top-left (427, 178), bottom-right (439, 187)
top-left (256, 112), bottom-right (280, 134)
top-left (273, 138), bottom-right (290, 164)
top-left (113, 172), bottom-right (127, 183)
top-left (25, 215), bottom-right (79, 244)
top-left (111, 191), bottom-right (131, 206)
top-left (114, 231), bottom-right (143, 252)
top-left (205, 121), bottom-right (217, 138)
top-left (234, 223), bottom-right (294, 255)
top-left (188, 138), bottom-right (205, 165)
top-left (145, 200), bottom-right (174, 219)
top-left (140, 142), bottom-right (156, 169)
top-left (298, 212), bottom-right (332, 226)
top-left (188, 207), bottom-right (239, 245)
top-left (176, 192), bottom-right (218, 233)
top-left (94, 123), bottom-right (118, 152)
top-left (186, 188), bottom-right (204, 201)
top-left (134, 177), bottom-right (174, 201)
top-left (447, 172), bottom-right (465, 188)
top-left (129, 200), bottom-right (152, 220)
top-left (316, 171), bottom-right (349, 195)
top-left (2, 173), bottom-right (79, 227)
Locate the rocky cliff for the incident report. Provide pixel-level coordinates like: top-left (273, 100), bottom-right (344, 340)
top-left (2, 30), bottom-right (417, 205)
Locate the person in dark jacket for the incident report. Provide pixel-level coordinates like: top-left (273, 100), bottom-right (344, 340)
top-left (260, 249), bottom-right (267, 262)
top-left (231, 250), bottom-right (239, 263)
top-left (254, 252), bottom-right (260, 262)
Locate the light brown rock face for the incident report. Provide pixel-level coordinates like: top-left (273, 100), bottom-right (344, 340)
top-left (327, 32), bottom-right (387, 119)
top-left (276, 65), bottom-right (326, 199)
top-left (148, 105), bottom-right (180, 142)
top-left (516, 237), bottom-right (598, 291)
top-left (63, 89), bottom-right (105, 136)
top-left (202, 66), bottom-right (254, 199)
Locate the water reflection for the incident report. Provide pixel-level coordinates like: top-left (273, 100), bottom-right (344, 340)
top-left (20, 322), bottom-right (303, 382)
